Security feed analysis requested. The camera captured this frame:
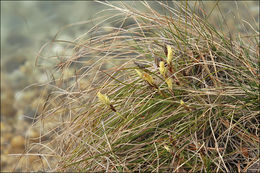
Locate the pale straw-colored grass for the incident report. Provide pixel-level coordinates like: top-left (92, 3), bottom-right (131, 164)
top-left (21, 1), bottom-right (259, 172)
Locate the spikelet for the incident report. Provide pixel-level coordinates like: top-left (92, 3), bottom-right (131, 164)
top-left (143, 73), bottom-right (154, 86)
top-left (97, 92), bottom-right (111, 105)
top-left (135, 69), bottom-right (143, 78)
top-left (165, 78), bottom-right (173, 90)
top-left (164, 145), bottom-right (171, 152)
top-left (167, 45), bottom-right (173, 65)
top-left (136, 69), bottom-right (155, 87)
top-left (159, 61), bottom-right (166, 77)
top-left (180, 99), bottom-right (191, 111)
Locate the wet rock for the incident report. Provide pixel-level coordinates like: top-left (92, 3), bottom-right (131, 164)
top-left (2, 54), bottom-right (27, 73)
top-left (14, 116), bottom-right (29, 132)
top-left (7, 70), bottom-right (30, 90)
top-left (27, 128), bottom-right (40, 138)
top-left (1, 99), bottom-right (17, 118)
top-left (19, 60), bottom-right (33, 75)
top-left (1, 154), bottom-right (8, 167)
top-left (0, 122), bottom-right (12, 133)
top-left (1, 80), bottom-right (17, 117)
top-left (14, 90), bottom-right (37, 117)
top-left (26, 128), bottom-right (40, 142)
top-left (5, 31), bottom-right (32, 49)
top-left (10, 135), bottom-right (25, 149)
top-left (3, 133), bottom-right (14, 144)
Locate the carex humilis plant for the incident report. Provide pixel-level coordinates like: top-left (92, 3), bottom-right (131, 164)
top-left (26, 1), bottom-right (259, 172)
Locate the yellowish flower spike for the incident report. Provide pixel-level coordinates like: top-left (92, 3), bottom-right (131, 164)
top-left (135, 69), bottom-right (143, 78)
top-left (167, 45), bottom-right (173, 65)
top-left (164, 145), bottom-right (171, 152)
top-left (159, 61), bottom-right (166, 77)
top-left (143, 73), bottom-right (154, 85)
top-left (97, 92), bottom-right (111, 105)
top-left (165, 78), bottom-right (173, 90)
top-left (180, 99), bottom-right (191, 111)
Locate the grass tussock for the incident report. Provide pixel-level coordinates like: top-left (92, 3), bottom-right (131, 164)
top-left (25, 1), bottom-right (259, 172)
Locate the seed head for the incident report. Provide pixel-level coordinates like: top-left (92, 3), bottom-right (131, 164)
top-left (167, 45), bottom-right (173, 65)
top-left (143, 73), bottom-right (154, 86)
top-left (135, 69), bottom-right (143, 79)
top-left (97, 92), bottom-right (111, 105)
top-left (164, 145), bottom-right (171, 152)
top-left (159, 61), bottom-right (166, 77)
top-left (165, 78), bottom-right (173, 90)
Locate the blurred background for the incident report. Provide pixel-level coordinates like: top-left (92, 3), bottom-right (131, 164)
top-left (1, 1), bottom-right (258, 171)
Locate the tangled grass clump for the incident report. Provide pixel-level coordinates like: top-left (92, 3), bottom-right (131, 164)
top-left (25, 1), bottom-right (259, 172)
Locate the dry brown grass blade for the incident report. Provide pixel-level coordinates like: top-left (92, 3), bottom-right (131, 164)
top-left (221, 119), bottom-right (260, 143)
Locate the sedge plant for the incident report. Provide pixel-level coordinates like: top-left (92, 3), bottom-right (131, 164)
top-left (23, 1), bottom-right (259, 172)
